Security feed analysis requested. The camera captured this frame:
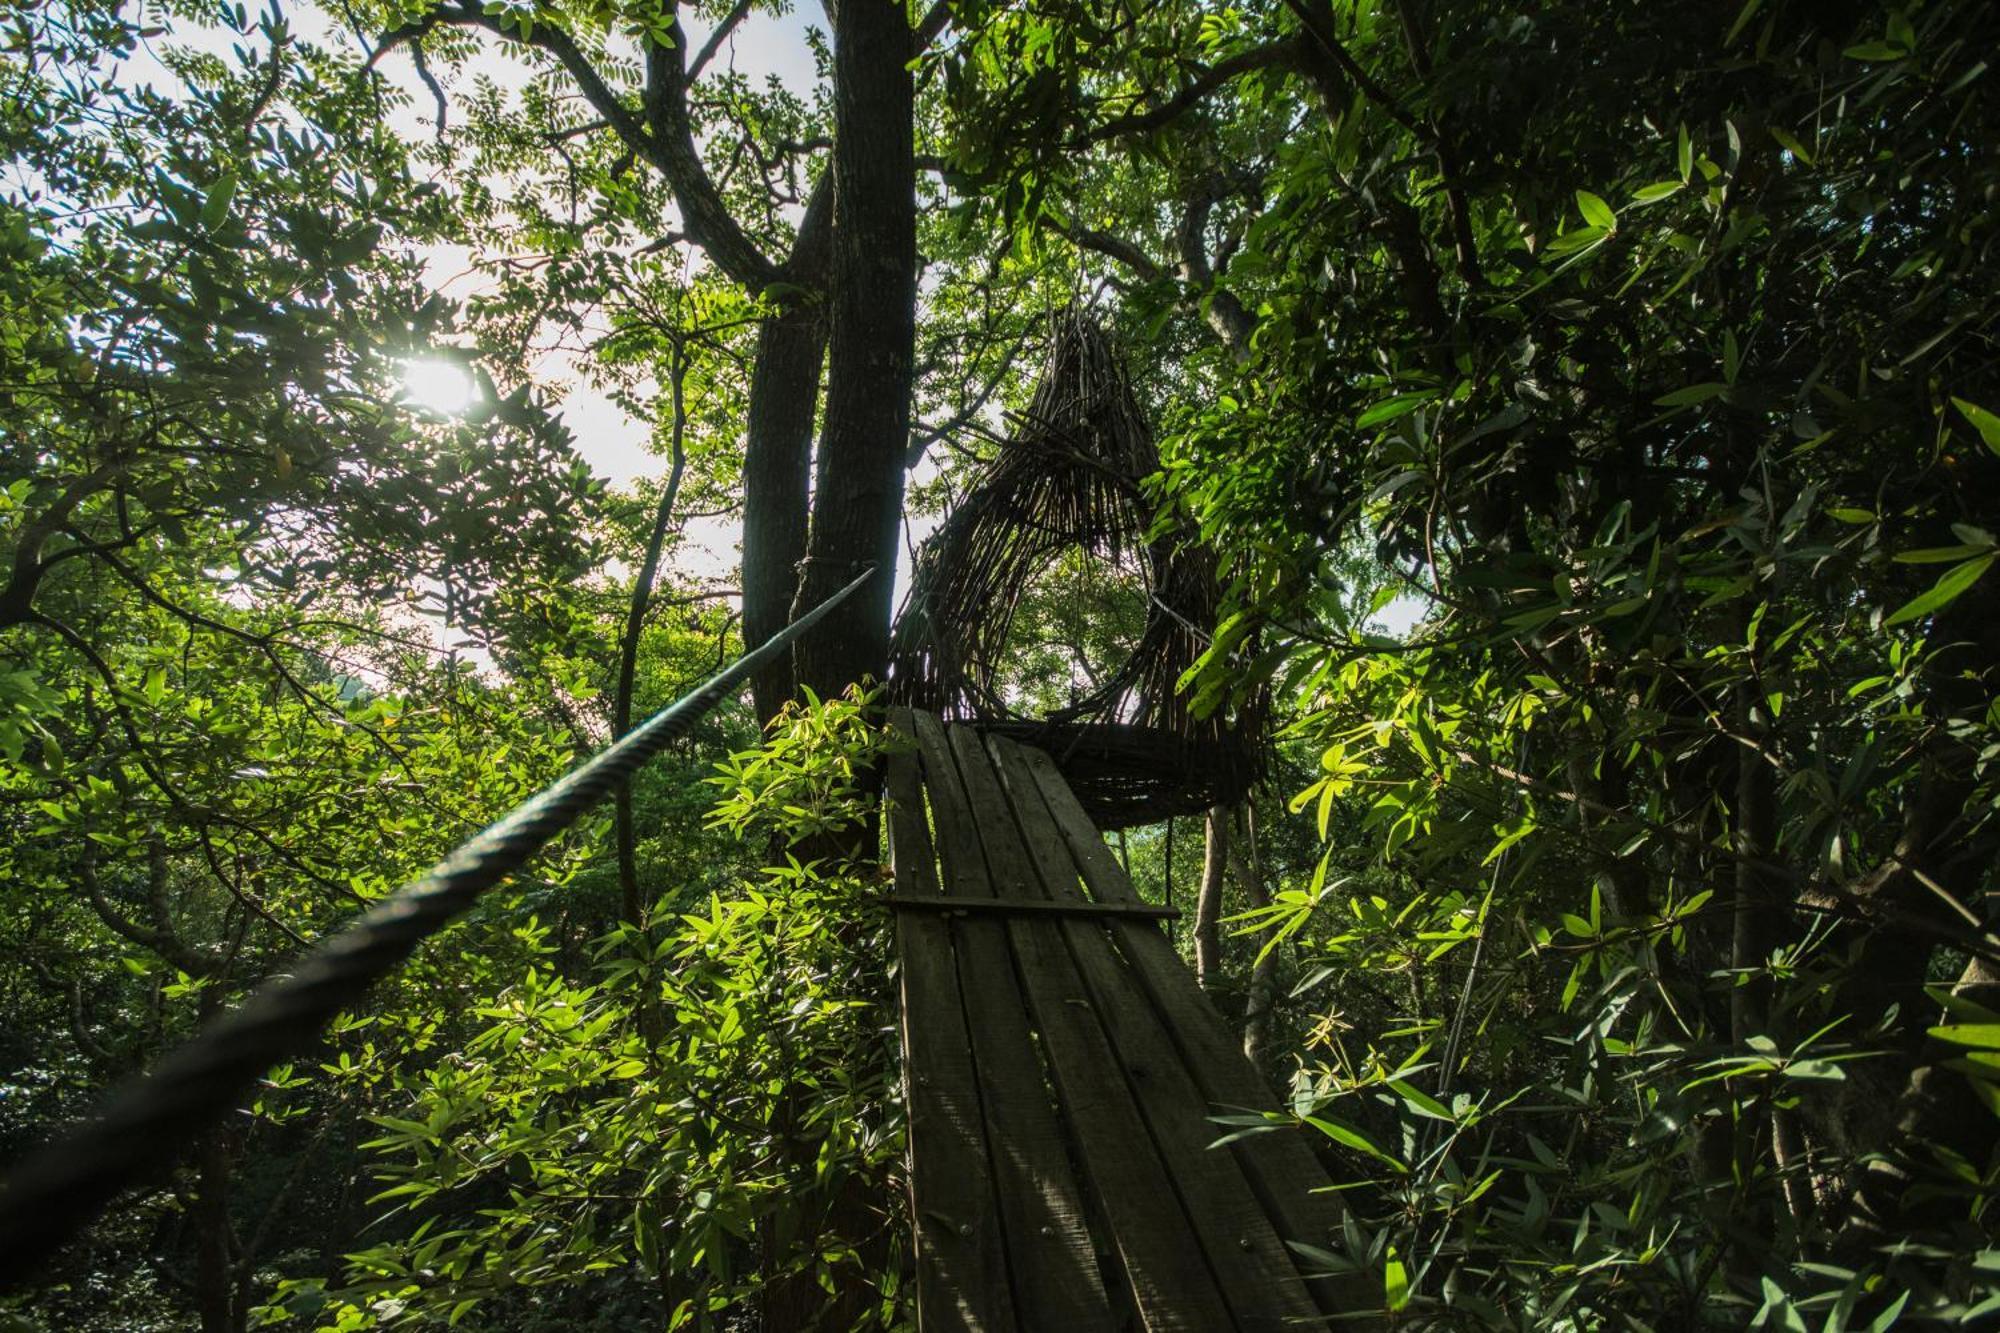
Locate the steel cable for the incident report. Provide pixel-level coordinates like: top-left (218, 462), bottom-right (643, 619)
top-left (0, 567), bottom-right (874, 1286)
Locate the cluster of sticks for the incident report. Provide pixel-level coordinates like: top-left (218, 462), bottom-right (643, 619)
top-left (888, 310), bottom-right (1259, 826)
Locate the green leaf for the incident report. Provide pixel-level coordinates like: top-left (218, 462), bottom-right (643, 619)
top-left (1883, 554), bottom-right (1995, 626)
top-left (1383, 1253), bottom-right (1410, 1311)
top-left (1782, 1058), bottom-right (1846, 1082)
top-left (1545, 223), bottom-right (1607, 255)
top-left (1844, 41), bottom-right (1909, 61)
top-left (1366, 470), bottom-right (1425, 503)
top-left (1386, 1078), bottom-right (1454, 1121)
top-left (1575, 189), bottom-right (1617, 230)
top-left (1768, 125), bottom-right (1815, 165)
top-left (1953, 398), bottom-right (2000, 457)
top-left (1303, 1114), bottom-right (1404, 1168)
top-left (1827, 507), bottom-right (1876, 524)
top-left (1655, 382), bottom-right (1727, 407)
top-left (1865, 1293), bottom-right (1910, 1332)
top-left (1930, 1024), bottom-right (2000, 1050)
top-left (1631, 181), bottom-right (1683, 204)
top-left (1724, 0), bottom-right (1763, 46)
top-left (1892, 544), bottom-right (1990, 564)
top-left (199, 174), bottom-right (237, 231)
top-left (1356, 391), bottom-right (1437, 430)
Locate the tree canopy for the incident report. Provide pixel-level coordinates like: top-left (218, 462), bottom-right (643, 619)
top-left (2, 0), bottom-right (1998, 1328)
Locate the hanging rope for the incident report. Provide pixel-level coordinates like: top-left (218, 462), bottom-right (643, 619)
top-left (0, 567), bottom-right (876, 1287)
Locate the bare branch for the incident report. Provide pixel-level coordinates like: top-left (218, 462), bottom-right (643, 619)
top-left (688, 0), bottom-right (754, 81)
top-left (1176, 177), bottom-right (1255, 358)
top-left (409, 40), bottom-right (449, 132)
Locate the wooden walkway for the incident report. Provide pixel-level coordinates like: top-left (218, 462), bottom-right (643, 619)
top-left (885, 709), bottom-right (1378, 1331)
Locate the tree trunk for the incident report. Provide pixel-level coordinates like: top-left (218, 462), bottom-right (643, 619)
top-left (788, 0), bottom-right (916, 707)
top-left (1236, 803), bottom-right (1282, 1066)
top-left (1729, 685), bottom-right (1782, 1049)
top-left (741, 174), bottom-right (832, 724)
top-left (613, 346), bottom-right (689, 926)
top-left (743, 303), bottom-right (825, 725)
top-left (761, 3), bottom-right (914, 1328)
top-left (1725, 681), bottom-right (1797, 1256)
top-left (1194, 804), bottom-right (1229, 990)
top-left (192, 1129), bottom-right (242, 1331)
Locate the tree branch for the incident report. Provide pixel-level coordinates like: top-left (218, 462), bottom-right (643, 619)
top-left (1075, 37), bottom-right (1301, 146)
top-left (0, 464), bottom-right (119, 629)
top-left (688, 0), bottom-right (753, 81)
top-left (1390, 0), bottom-right (1484, 288)
top-left (1176, 177), bottom-right (1256, 358)
top-left (372, 2), bottom-right (782, 290)
top-left (1281, 0), bottom-right (1427, 141)
top-left (638, 15), bottom-right (782, 289)
top-left (1061, 224), bottom-right (1168, 283)
top-left (915, 0), bottom-right (953, 51)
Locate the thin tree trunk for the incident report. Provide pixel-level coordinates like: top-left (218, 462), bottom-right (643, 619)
top-left (1726, 680), bottom-right (1798, 1259)
top-left (1729, 696), bottom-right (1778, 1050)
top-left (1236, 802), bottom-right (1281, 1066)
top-left (194, 979), bottom-right (243, 1332)
top-left (193, 1129), bottom-right (239, 1333)
top-left (613, 345), bottom-right (689, 927)
top-left (1194, 804), bottom-right (1229, 990)
top-left (742, 177), bottom-right (832, 723)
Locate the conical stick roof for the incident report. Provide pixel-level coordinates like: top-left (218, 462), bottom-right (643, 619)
top-left (887, 310), bottom-right (1260, 826)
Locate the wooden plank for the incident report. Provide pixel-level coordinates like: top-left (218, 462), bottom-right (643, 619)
top-left (899, 711), bottom-right (1115, 1332)
top-left (1006, 737), bottom-right (1384, 1325)
top-left (941, 722), bottom-right (1239, 1333)
top-left (886, 894), bottom-right (1180, 921)
top-left (884, 736), bottom-right (1016, 1333)
top-left (984, 733), bottom-right (1326, 1333)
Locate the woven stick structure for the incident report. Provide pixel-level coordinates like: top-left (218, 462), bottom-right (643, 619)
top-left (888, 311), bottom-right (1258, 826)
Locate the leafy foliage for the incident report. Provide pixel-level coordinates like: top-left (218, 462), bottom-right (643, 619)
top-left (8, 0), bottom-right (2000, 1328)
top-left (263, 687), bottom-right (902, 1331)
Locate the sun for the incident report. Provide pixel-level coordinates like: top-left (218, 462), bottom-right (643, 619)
top-left (399, 357), bottom-right (476, 415)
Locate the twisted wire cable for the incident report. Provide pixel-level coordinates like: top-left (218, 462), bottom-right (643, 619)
top-left (0, 567), bottom-right (875, 1286)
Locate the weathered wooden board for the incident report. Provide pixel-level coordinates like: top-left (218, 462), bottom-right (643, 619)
top-left (884, 739), bottom-right (1015, 1332)
top-left (1007, 737), bottom-right (1380, 1321)
top-left (984, 733), bottom-right (1326, 1332)
top-left (941, 722), bottom-right (1237, 1332)
top-left (893, 710), bottom-right (1383, 1332)
top-left (896, 711), bottom-right (1114, 1331)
